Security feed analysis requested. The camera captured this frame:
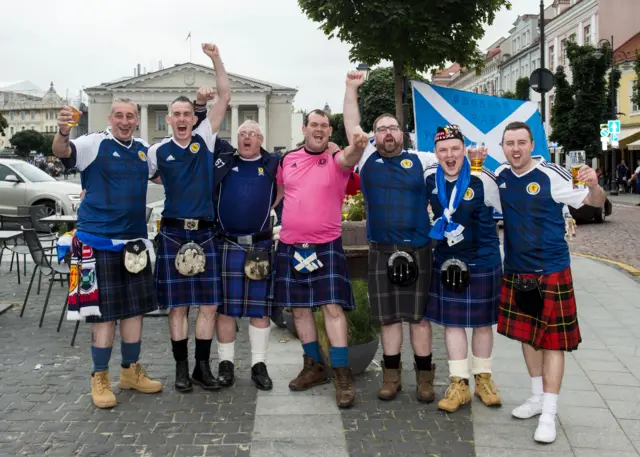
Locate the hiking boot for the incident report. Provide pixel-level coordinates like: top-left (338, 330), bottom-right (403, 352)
top-left (119, 362), bottom-right (163, 394)
top-left (333, 366), bottom-right (355, 408)
top-left (91, 371), bottom-right (117, 409)
top-left (288, 355), bottom-right (330, 391)
top-left (438, 377), bottom-right (472, 413)
top-left (378, 361), bottom-right (402, 401)
top-left (174, 360), bottom-right (192, 393)
top-left (415, 363), bottom-right (436, 403)
top-left (192, 360), bottom-right (221, 391)
top-left (474, 373), bottom-right (501, 407)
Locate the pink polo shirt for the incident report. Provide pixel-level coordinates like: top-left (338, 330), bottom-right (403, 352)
top-left (277, 147), bottom-right (352, 244)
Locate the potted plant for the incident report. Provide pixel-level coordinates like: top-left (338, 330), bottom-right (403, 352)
top-left (314, 279), bottom-right (380, 376)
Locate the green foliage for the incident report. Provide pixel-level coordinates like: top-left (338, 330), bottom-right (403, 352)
top-left (315, 280), bottom-right (379, 357)
top-left (633, 51), bottom-right (640, 109)
top-left (515, 77), bottom-right (530, 100)
top-left (549, 66), bottom-right (574, 150)
top-left (344, 191), bottom-right (365, 221)
top-left (329, 113), bottom-right (349, 148)
top-left (298, 0), bottom-right (510, 125)
top-left (0, 113), bottom-right (7, 136)
top-left (10, 130), bottom-right (46, 158)
top-left (605, 66), bottom-right (622, 122)
top-left (41, 134), bottom-right (55, 157)
top-left (565, 41), bottom-right (609, 159)
top-left (501, 91), bottom-right (517, 99)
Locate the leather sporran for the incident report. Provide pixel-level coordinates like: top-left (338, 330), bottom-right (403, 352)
top-left (123, 240), bottom-right (148, 274)
top-left (175, 242), bottom-right (206, 277)
top-left (244, 249), bottom-right (270, 281)
top-left (387, 251), bottom-right (418, 287)
top-left (512, 275), bottom-right (543, 317)
top-left (440, 258), bottom-right (471, 293)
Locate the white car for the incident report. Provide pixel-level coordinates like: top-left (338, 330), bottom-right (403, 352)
top-left (0, 158), bottom-right (83, 217)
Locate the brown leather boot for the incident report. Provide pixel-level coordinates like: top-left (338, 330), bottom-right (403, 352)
top-left (333, 366), bottom-right (355, 408)
top-left (378, 361), bottom-right (402, 401)
top-left (288, 355), bottom-right (330, 391)
top-left (415, 363), bottom-right (436, 403)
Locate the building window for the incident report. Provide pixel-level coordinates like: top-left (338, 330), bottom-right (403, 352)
top-left (9, 112), bottom-right (13, 121)
top-left (20, 111), bottom-right (25, 121)
top-left (584, 25), bottom-right (591, 44)
top-left (30, 111), bottom-right (35, 120)
top-left (156, 112), bottom-right (167, 131)
top-left (560, 39), bottom-right (567, 65)
top-left (632, 82), bottom-right (639, 112)
top-left (549, 46), bottom-right (555, 70)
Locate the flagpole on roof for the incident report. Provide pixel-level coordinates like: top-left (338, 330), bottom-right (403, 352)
top-left (186, 31), bottom-right (192, 62)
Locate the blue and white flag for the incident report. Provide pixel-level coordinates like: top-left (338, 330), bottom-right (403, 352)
top-left (412, 81), bottom-right (549, 172)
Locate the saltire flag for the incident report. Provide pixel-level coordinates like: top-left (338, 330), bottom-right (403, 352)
top-left (412, 81), bottom-right (549, 172)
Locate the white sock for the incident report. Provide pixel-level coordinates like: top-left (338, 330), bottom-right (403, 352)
top-left (217, 341), bottom-right (235, 363)
top-left (448, 359), bottom-right (469, 380)
top-left (531, 376), bottom-right (543, 400)
top-left (249, 324), bottom-right (271, 366)
top-left (541, 392), bottom-right (558, 423)
top-left (471, 356), bottom-right (492, 375)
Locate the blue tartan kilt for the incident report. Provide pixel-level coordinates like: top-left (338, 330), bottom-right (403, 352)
top-left (218, 238), bottom-right (275, 318)
top-left (425, 260), bottom-right (502, 328)
top-left (275, 237), bottom-right (355, 310)
top-left (154, 226), bottom-right (221, 309)
top-left (86, 248), bottom-right (157, 323)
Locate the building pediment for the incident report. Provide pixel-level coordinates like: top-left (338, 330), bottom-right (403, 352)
top-left (86, 63), bottom-right (296, 94)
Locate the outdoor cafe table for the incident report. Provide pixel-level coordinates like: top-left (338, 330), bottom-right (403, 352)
top-left (0, 230), bottom-right (22, 242)
top-left (39, 214), bottom-right (78, 230)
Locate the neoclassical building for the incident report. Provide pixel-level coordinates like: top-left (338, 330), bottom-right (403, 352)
top-left (84, 63), bottom-right (298, 151)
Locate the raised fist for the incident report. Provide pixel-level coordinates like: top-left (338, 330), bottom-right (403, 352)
top-left (352, 128), bottom-right (369, 150)
top-left (57, 106), bottom-right (76, 133)
top-left (346, 70), bottom-right (366, 88)
top-left (202, 43), bottom-right (220, 59)
top-left (196, 87), bottom-right (215, 104)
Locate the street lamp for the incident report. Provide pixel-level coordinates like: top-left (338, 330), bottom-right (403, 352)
top-left (356, 62), bottom-right (371, 80)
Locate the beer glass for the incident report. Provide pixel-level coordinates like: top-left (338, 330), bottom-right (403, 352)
top-left (469, 143), bottom-right (484, 176)
top-left (569, 151), bottom-right (586, 189)
top-left (67, 105), bottom-right (81, 128)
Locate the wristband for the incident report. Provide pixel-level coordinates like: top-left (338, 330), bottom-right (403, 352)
top-left (58, 129), bottom-right (70, 137)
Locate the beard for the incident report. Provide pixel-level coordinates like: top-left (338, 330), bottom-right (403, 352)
top-left (378, 136), bottom-right (401, 155)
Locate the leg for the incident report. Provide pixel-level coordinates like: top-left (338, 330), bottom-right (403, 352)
top-left (90, 322), bottom-right (117, 409)
top-left (471, 326), bottom-right (501, 407)
top-left (249, 316), bottom-right (273, 390)
top-left (322, 304), bottom-right (354, 408)
top-left (288, 307), bottom-right (329, 391)
top-left (168, 307), bottom-right (192, 392)
top-left (191, 305), bottom-right (220, 391)
top-left (512, 343), bottom-right (545, 419)
top-left (410, 320), bottom-right (435, 403)
top-left (535, 350), bottom-right (565, 443)
top-left (378, 322), bottom-right (403, 401)
top-left (216, 313), bottom-right (237, 387)
top-left (118, 315), bottom-right (162, 394)
top-left (438, 327), bottom-right (471, 412)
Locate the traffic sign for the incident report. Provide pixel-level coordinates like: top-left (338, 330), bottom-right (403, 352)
top-left (608, 120), bottom-right (621, 134)
top-left (612, 134), bottom-right (619, 142)
top-left (600, 129), bottom-right (609, 137)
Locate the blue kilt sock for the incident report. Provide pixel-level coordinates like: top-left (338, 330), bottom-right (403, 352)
top-left (302, 341), bottom-right (321, 363)
top-left (330, 346), bottom-right (348, 368)
top-left (121, 340), bottom-right (141, 368)
top-left (91, 346), bottom-right (113, 373)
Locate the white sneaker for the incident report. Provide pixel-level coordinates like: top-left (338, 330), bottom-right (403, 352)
top-left (534, 417), bottom-right (556, 443)
top-left (511, 396), bottom-right (542, 419)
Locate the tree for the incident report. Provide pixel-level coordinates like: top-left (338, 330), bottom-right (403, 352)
top-left (10, 130), bottom-right (46, 158)
top-left (298, 0), bottom-right (510, 128)
top-left (358, 67), bottom-right (419, 133)
top-left (565, 41), bottom-right (609, 159)
top-left (329, 113), bottom-right (349, 148)
top-left (515, 77), bottom-right (531, 100)
top-left (0, 113), bottom-right (7, 137)
top-left (604, 66), bottom-right (621, 122)
top-left (633, 51), bottom-right (640, 109)
top-left (41, 134), bottom-right (55, 157)
top-left (501, 91), bottom-right (517, 99)
top-left (549, 66), bottom-right (574, 150)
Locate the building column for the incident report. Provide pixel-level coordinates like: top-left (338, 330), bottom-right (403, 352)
top-left (258, 104), bottom-right (267, 148)
top-left (166, 104), bottom-right (173, 136)
top-left (231, 104), bottom-right (239, 147)
top-left (140, 104), bottom-right (148, 142)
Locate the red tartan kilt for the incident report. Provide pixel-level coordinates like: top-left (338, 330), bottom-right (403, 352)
top-left (497, 267), bottom-right (581, 351)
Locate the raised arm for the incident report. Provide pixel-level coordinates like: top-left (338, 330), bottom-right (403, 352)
top-left (580, 166), bottom-right (606, 208)
top-left (343, 70), bottom-right (366, 145)
top-left (52, 106), bottom-right (75, 158)
top-left (201, 43), bottom-right (231, 133)
top-left (336, 128), bottom-right (369, 170)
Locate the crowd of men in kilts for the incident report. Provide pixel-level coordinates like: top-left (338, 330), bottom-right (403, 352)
top-left (51, 44), bottom-right (605, 446)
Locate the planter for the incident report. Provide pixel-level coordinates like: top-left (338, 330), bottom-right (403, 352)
top-left (282, 309), bottom-right (298, 338)
top-left (341, 220), bottom-right (367, 246)
top-left (320, 338), bottom-right (379, 377)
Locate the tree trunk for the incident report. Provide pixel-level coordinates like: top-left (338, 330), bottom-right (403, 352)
top-left (393, 60), bottom-right (404, 129)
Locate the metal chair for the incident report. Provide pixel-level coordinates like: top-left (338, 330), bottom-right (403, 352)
top-left (17, 205), bottom-right (59, 294)
top-left (146, 206), bottom-right (153, 223)
top-left (0, 214), bottom-right (33, 284)
top-left (19, 228), bottom-right (77, 345)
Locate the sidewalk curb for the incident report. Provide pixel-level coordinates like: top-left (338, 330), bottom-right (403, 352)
top-left (571, 252), bottom-right (640, 282)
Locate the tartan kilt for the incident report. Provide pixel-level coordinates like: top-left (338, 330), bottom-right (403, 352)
top-left (368, 243), bottom-right (432, 325)
top-left (425, 261), bottom-right (502, 328)
top-left (497, 267), bottom-right (581, 351)
top-left (218, 238), bottom-right (275, 318)
top-left (275, 237), bottom-right (355, 310)
top-left (85, 248), bottom-right (157, 323)
top-left (154, 226), bottom-right (220, 309)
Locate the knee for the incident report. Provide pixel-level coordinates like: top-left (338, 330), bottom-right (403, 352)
top-left (413, 319), bottom-right (431, 331)
top-left (322, 304), bottom-right (344, 320)
top-left (198, 305), bottom-right (218, 320)
top-left (292, 307), bottom-right (311, 319)
top-left (473, 326), bottom-right (493, 336)
top-left (250, 316), bottom-right (271, 328)
top-left (169, 307), bottom-right (188, 318)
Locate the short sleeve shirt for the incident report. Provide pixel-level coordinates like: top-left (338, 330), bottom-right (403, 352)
top-left (277, 147), bottom-right (351, 245)
top-left (496, 158), bottom-right (588, 274)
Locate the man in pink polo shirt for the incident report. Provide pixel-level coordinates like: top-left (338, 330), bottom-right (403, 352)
top-left (274, 93), bottom-right (369, 408)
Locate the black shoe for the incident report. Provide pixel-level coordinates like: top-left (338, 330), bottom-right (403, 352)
top-left (251, 362), bottom-right (273, 391)
top-left (192, 360), bottom-right (221, 391)
top-left (218, 361), bottom-right (235, 387)
top-left (175, 360), bottom-right (193, 393)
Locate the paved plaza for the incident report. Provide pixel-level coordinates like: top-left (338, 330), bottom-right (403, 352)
top-left (1, 252), bottom-right (640, 456)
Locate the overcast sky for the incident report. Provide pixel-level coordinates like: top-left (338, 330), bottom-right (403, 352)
top-left (0, 0), bottom-right (552, 113)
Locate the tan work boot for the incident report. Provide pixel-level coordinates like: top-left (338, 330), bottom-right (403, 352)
top-left (474, 373), bottom-right (501, 407)
top-left (288, 355), bottom-right (330, 391)
top-left (333, 366), bottom-right (355, 408)
top-left (119, 362), bottom-right (163, 394)
top-left (438, 377), bottom-right (471, 413)
top-left (415, 363), bottom-right (436, 403)
top-left (378, 361), bottom-right (402, 401)
top-left (91, 371), bottom-right (117, 409)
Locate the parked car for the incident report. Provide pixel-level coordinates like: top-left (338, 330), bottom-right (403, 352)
top-left (569, 198), bottom-right (613, 223)
top-left (0, 158), bottom-right (82, 217)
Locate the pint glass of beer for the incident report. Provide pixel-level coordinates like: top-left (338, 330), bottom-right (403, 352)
top-left (569, 150), bottom-right (586, 189)
top-left (469, 143), bottom-right (484, 176)
top-left (67, 106), bottom-right (81, 128)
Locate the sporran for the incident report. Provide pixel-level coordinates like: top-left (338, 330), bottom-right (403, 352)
top-left (440, 258), bottom-right (471, 293)
top-left (123, 240), bottom-right (148, 274)
top-left (387, 250), bottom-right (418, 287)
top-left (513, 275), bottom-right (543, 317)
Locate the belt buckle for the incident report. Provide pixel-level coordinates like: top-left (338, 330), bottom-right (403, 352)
top-left (238, 235), bottom-right (253, 245)
top-left (184, 219), bottom-right (199, 231)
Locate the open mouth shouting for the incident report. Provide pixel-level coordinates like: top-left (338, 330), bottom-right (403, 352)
top-left (176, 125), bottom-right (188, 135)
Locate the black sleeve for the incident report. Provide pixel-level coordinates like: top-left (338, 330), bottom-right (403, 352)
top-left (59, 142), bottom-right (78, 170)
top-left (215, 137), bottom-right (235, 154)
top-left (193, 105), bottom-right (207, 131)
